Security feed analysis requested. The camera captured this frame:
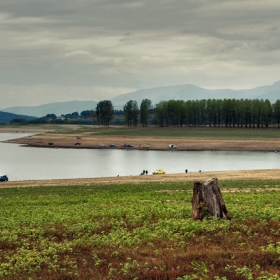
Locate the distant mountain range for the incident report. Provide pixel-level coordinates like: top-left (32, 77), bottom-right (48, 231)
top-left (1, 101), bottom-right (97, 118)
top-left (0, 111), bottom-right (37, 124)
top-left (1, 81), bottom-right (280, 117)
top-left (110, 80), bottom-right (280, 109)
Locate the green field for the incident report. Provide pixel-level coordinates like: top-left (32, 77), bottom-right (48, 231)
top-left (2, 123), bottom-right (280, 139)
top-left (1, 180), bottom-right (280, 279)
top-left (40, 124), bottom-right (280, 139)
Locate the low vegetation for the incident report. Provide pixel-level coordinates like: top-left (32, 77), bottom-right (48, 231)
top-left (0, 180), bottom-right (280, 279)
top-left (51, 125), bottom-right (280, 140)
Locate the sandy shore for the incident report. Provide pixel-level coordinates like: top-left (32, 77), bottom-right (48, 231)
top-left (1, 124), bottom-right (280, 152)
top-left (1, 169), bottom-right (280, 188)
top-left (3, 132), bottom-right (280, 152)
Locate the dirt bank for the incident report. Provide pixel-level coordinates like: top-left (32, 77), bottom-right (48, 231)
top-left (4, 133), bottom-right (280, 152)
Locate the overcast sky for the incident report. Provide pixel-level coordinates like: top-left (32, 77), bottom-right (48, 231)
top-left (1, 0), bottom-right (280, 108)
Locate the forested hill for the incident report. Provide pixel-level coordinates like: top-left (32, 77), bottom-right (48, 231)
top-left (0, 111), bottom-right (37, 124)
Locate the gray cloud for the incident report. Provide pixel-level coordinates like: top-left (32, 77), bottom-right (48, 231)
top-left (1, 0), bottom-right (280, 108)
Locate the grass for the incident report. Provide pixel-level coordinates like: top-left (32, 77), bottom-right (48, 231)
top-left (48, 125), bottom-right (280, 140)
top-left (3, 123), bottom-right (280, 139)
top-left (0, 180), bottom-right (280, 279)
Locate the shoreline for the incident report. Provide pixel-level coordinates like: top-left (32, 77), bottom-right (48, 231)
top-left (17, 144), bottom-right (280, 153)
top-left (3, 133), bottom-right (280, 152)
top-left (1, 169), bottom-right (280, 188)
top-left (1, 125), bottom-right (280, 152)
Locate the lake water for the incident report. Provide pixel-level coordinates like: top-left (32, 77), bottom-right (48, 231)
top-left (1, 133), bottom-right (280, 181)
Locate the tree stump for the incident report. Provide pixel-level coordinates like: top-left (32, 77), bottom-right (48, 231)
top-left (191, 178), bottom-right (229, 220)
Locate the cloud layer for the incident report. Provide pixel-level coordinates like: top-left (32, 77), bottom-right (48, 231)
top-left (1, 0), bottom-right (280, 107)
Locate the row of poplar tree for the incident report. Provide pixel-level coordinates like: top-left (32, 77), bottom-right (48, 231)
top-left (96, 98), bottom-right (280, 128)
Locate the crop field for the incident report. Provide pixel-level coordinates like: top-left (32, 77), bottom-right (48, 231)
top-left (0, 180), bottom-right (280, 279)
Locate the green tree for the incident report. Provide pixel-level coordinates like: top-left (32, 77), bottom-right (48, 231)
top-left (206, 99), bottom-right (214, 127)
top-left (222, 99), bottom-right (234, 127)
top-left (198, 99), bottom-right (207, 126)
top-left (80, 110), bottom-right (91, 119)
top-left (167, 100), bottom-right (180, 126)
top-left (123, 100), bottom-right (139, 127)
top-left (140, 99), bottom-right (152, 127)
top-left (252, 99), bottom-right (262, 128)
top-left (154, 101), bottom-right (168, 126)
top-left (71, 111), bottom-right (79, 119)
top-left (234, 99), bottom-right (242, 127)
top-left (244, 99), bottom-right (252, 128)
top-left (216, 99), bottom-right (223, 127)
top-left (10, 118), bottom-right (28, 124)
top-left (239, 99), bottom-right (246, 128)
top-left (262, 99), bottom-right (272, 128)
top-left (273, 99), bottom-right (280, 128)
top-left (96, 100), bottom-right (114, 126)
top-left (45, 114), bottom-right (57, 120)
top-left (177, 100), bottom-right (186, 126)
top-left (131, 101), bottom-right (139, 126)
top-left (166, 100), bottom-right (186, 126)
top-left (90, 109), bottom-right (95, 127)
top-left (231, 99), bottom-right (237, 127)
top-left (185, 100), bottom-right (196, 126)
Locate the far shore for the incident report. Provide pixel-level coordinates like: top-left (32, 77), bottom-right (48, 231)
top-left (2, 129), bottom-right (280, 152)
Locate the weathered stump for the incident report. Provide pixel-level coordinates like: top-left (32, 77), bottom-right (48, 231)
top-left (191, 178), bottom-right (229, 220)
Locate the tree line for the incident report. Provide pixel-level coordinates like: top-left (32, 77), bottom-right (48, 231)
top-left (154, 98), bottom-right (280, 128)
top-left (22, 98), bottom-right (280, 128)
top-left (96, 98), bottom-right (280, 128)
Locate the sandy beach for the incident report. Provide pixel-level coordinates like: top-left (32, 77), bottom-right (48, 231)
top-left (1, 169), bottom-right (280, 189)
top-left (4, 131), bottom-right (280, 152)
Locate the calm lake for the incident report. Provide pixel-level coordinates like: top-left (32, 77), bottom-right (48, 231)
top-left (1, 133), bottom-right (280, 181)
